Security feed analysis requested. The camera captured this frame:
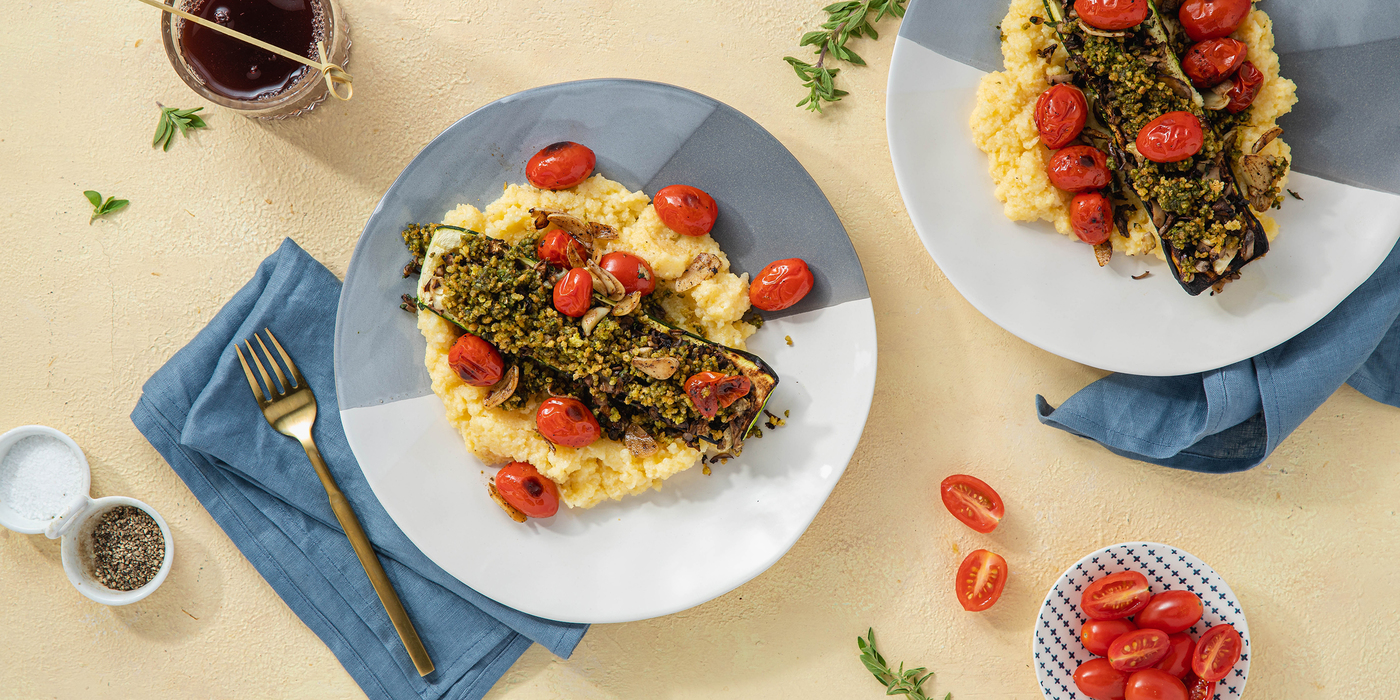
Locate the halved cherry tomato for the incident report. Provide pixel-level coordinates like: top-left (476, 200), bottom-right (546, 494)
top-left (1125, 668), bottom-right (1188, 700)
top-left (1082, 619), bottom-right (1138, 657)
top-left (1136, 591), bottom-right (1204, 634)
top-left (1179, 0), bottom-right (1251, 42)
top-left (654, 185), bottom-right (718, 236)
top-left (1074, 0), bottom-right (1150, 31)
top-left (552, 267), bottom-right (594, 318)
top-left (1181, 38), bottom-right (1247, 87)
top-left (599, 251), bottom-right (656, 296)
top-left (1136, 111), bottom-right (1204, 163)
top-left (526, 141), bottom-right (595, 190)
top-left (1071, 191), bottom-right (1114, 245)
top-left (684, 371), bottom-right (751, 419)
top-left (1082, 571), bottom-right (1152, 620)
top-left (1035, 84), bottom-right (1089, 149)
top-left (1191, 624), bottom-right (1242, 681)
top-left (955, 549), bottom-right (1008, 612)
top-left (749, 258), bottom-right (814, 311)
top-left (1048, 145), bottom-right (1111, 193)
top-left (447, 334), bottom-right (504, 386)
top-left (1108, 629), bottom-right (1171, 671)
top-left (494, 461), bottom-right (560, 518)
top-left (1074, 658), bottom-right (1130, 700)
top-left (1224, 61), bottom-right (1264, 114)
top-left (1154, 633), bottom-right (1196, 678)
top-left (537, 229), bottom-right (588, 268)
top-left (535, 396), bottom-right (601, 448)
top-left (1183, 673), bottom-right (1216, 700)
top-left (939, 474), bottom-right (1004, 534)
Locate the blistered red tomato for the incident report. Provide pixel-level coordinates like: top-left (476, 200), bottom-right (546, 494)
top-left (1074, 658), bottom-right (1130, 700)
top-left (1048, 146), bottom-right (1112, 193)
top-left (599, 251), bottom-right (656, 296)
top-left (447, 334), bottom-right (504, 387)
top-left (1179, 0), bottom-right (1251, 42)
top-left (535, 396), bottom-right (601, 448)
top-left (494, 461), bottom-right (560, 518)
top-left (1035, 84), bottom-right (1089, 149)
top-left (1136, 111), bottom-right (1204, 163)
top-left (1108, 629), bottom-right (1171, 672)
top-left (1071, 191), bottom-right (1114, 245)
top-left (1074, 0), bottom-right (1150, 31)
top-left (552, 267), bottom-right (594, 318)
top-left (1082, 619), bottom-right (1138, 657)
top-left (1125, 668), bottom-right (1188, 700)
top-left (1183, 673), bottom-right (1216, 700)
top-left (749, 258), bottom-right (814, 311)
top-left (1154, 633), bottom-right (1196, 679)
top-left (526, 141), bottom-right (595, 190)
top-left (654, 184), bottom-right (718, 236)
top-left (684, 371), bottom-right (752, 419)
top-left (1136, 591), bottom-right (1204, 634)
top-left (1082, 571), bottom-right (1152, 620)
top-left (955, 549), bottom-right (1008, 612)
top-left (939, 474), bottom-right (1004, 534)
top-left (1224, 60), bottom-right (1264, 114)
top-left (537, 229), bottom-right (588, 268)
top-left (1181, 38), bottom-right (1247, 87)
top-left (1191, 624), bottom-right (1242, 681)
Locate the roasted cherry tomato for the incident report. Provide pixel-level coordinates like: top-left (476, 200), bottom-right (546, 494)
top-left (1073, 658), bottom-right (1130, 700)
top-left (1125, 668), bottom-right (1188, 700)
top-left (447, 333), bottom-right (504, 387)
top-left (1071, 191), bottom-right (1114, 245)
top-left (1154, 633), bottom-right (1196, 679)
top-left (537, 229), bottom-right (588, 268)
top-left (1136, 591), bottom-right (1204, 634)
top-left (1181, 38), bottom-right (1247, 87)
top-left (535, 396), bottom-right (601, 448)
top-left (1183, 673), bottom-right (1216, 700)
top-left (654, 184), bottom-right (719, 236)
top-left (526, 141), bottom-right (595, 190)
top-left (1191, 624), bottom-right (1243, 681)
top-left (552, 267), bottom-right (594, 318)
top-left (1048, 146), bottom-right (1111, 193)
top-left (1074, 0), bottom-right (1150, 30)
top-left (955, 549), bottom-right (1008, 612)
top-left (1108, 629), bottom-right (1171, 672)
top-left (494, 461), bottom-right (560, 518)
top-left (1082, 619), bottom-right (1139, 657)
top-left (1179, 0), bottom-right (1251, 42)
top-left (749, 258), bottom-right (814, 312)
top-left (1224, 60), bottom-right (1264, 114)
top-left (684, 371), bottom-right (752, 419)
top-left (599, 251), bottom-right (656, 296)
top-left (1034, 84), bottom-right (1089, 149)
top-left (939, 474), bottom-right (1004, 534)
top-left (1136, 111), bottom-right (1204, 163)
top-left (1082, 571), bottom-right (1152, 620)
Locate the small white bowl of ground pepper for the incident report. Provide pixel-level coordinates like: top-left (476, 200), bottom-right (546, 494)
top-left (60, 497), bottom-right (173, 605)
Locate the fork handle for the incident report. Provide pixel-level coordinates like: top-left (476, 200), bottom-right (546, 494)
top-left (300, 438), bottom-right (436, 677)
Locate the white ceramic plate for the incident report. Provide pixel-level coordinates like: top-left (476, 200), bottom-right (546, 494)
top-left (886, 4), bottom-right (1400, 375)
top-left (1034, 542), bottom-right (1250, 700)
top-left (334, 80), bottom-right (877, 623)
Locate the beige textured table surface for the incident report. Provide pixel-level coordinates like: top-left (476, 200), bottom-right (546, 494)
top-left (3, 0), bottom-right (1398, 697)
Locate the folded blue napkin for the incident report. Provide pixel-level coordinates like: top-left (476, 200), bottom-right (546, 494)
top-left (131, 239), bottom-right (586, 700)
top-left (1037, 240), bottom-right (1400, 472)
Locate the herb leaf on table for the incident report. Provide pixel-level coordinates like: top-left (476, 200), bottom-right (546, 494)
top-left (857, 628), bottom-right (949, 700)
top-left (84, 191), bottom-right (129, 225)
top-left (784, 0), bottom-right (908, 113)
top-left (153, 105), bottom-right (208, 151)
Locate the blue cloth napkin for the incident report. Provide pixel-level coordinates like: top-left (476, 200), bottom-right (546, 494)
top-left (1037, 240), bottom-right (1400, 472)
top-left (130, 239), bottom-right (587, 700)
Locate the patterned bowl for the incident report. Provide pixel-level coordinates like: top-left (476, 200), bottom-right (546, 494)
top-left (1033, 542), bottom-right (1251, 700)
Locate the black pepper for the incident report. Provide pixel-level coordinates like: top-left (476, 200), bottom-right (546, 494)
top-left (91, 505), bottom-right (164, 592)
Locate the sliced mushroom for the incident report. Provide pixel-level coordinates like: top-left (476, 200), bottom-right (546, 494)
top-left (483, 364), bottom-right (519, 409)
top-left (1151, 203), bottom-right (1166, 230)
top-left (1239, 153), bottom-right (1282, 211)
top-left (1094, 242), bottom-right (1112, 267)
top-left (581, 306), bottom-right (610, 336)
top-left (631, 355), bottom-right (679, 380)
top-left (624, 424), bottom-right (659, 457)
top-left (565, 241), bottom-right (590, 269)
top-left (1156, 73), bottom-right (1193, 101)
top-left (1047, 72), bottom-right (1075, 85)
top-left (1078, 20), bottom-right (1127, 38)
top-left (487, 481), bottom-right (528, 523)
top-left (529, 209), bottom-right (618, 246)
top-left (586, 259), bottom-right (627, 300)
top-left (673, 253), bottom-right (721, 293)
top-left (611, 291), bottom-right (641, 316)
top-left (1252, 126), bottom-right (1283, 154)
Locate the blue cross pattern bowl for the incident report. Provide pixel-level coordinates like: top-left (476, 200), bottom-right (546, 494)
top-left (1033, 542), bottom-right (1251, 700)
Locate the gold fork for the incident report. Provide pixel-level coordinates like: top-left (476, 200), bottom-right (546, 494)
top-left (236, 328), bottom-right (435, 677)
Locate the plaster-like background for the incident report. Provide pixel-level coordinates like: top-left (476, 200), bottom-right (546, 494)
top-left (1, 1), bottom-right (1396, 697)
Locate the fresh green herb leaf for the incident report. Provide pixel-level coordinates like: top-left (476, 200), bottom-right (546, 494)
top-left (84, 190), bottom-right (103, 208)
top-left (85, 191), bottom-right (129, 224)
top-left (783, 0), bottom-right (908, 113)
top-left (857, 628), bottom-right (946, 700)
top-left (153, 105), bottom-right (208, 151)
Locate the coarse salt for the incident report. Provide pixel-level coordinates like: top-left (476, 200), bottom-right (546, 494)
top-left (0, 435), bottom-right (84, 521)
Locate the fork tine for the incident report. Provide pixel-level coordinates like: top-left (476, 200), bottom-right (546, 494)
top-left (245, 339), bottom-right (279, 397)
top-left (235, 344), bottom-right (268, 405)
top-left (256, 333), bottom-right (290, 393)
top-left (264, 328), bottom-right (305, 388)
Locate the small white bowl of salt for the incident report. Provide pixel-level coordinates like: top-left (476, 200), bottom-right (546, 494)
top-left (0, 425), bottom-right (173, 605)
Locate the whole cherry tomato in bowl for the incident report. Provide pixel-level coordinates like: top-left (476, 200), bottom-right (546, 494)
top-left (1070, 191), bottom-right (1114, 245)
top-left (599, 251), bottom-right (656, 296)
top-left (749, 258), bottom-right (814, 311)
top-left (1074, 658), bottom-right (1130, 700)
top-left (654, 184), bottom-right (719, 236)
top-left (1082, 618), bottom-right (1138, 657)
top-left (1136, 111), bottom-right (1204, 163)
top-left (1136, 590), bottom-right (1204, 634)
top-left (955, 549), bottom-right (1008, 612)
top-left (1048, 145), bottom-right (1112, 193)
top-left (1181, 38), bottom-right (1247, 87)
top-left (1154, 633), bottom-right (1196, 679)
top-left (1108, 629), bottom-right (1171, 672)
top-left (535, 396), bottom-right (601, 448)
top-left (552, 267), bottom-right (595, 318)
top-left (1191, 624), bottom-right (1243, 681)
top-left (1081, 570), bottom-right (1152, 620)
top-left (684, 371), bottom-right (751, 419)
top-left (1125, 668), bottom-right (1188, 700)
top-left (1179, 0), bottom-right (1251, 42)
top-left (1035, 84), bottom-right (1089, 149)
top-left (526, 141), bottom-right (596, 190)
top-left (494, 461), bottom-right (560, 518)
top-left (1074, 0), bottom-right (1150, 31)
top-left (1224, 61), bottom-right (1264, 114)
top-left (448, 333), bottom-right (504, 386)
top-left (537, 229), bottom-right (588, 268)
top-left (938, 473), bottom-right (1004, 533)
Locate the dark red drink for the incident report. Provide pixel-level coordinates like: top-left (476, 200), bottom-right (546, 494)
top-left (179, 0), bottom-right (324, 100)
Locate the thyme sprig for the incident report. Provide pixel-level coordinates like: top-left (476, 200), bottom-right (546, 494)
top-left (784, 0), bottom-right (908, 113)
top-left (857, 628), bottom-right (949, 700)
top-left (153, 105), bottom-right (207, 151)
top-left (84, 190), bottom-right (129, 225)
